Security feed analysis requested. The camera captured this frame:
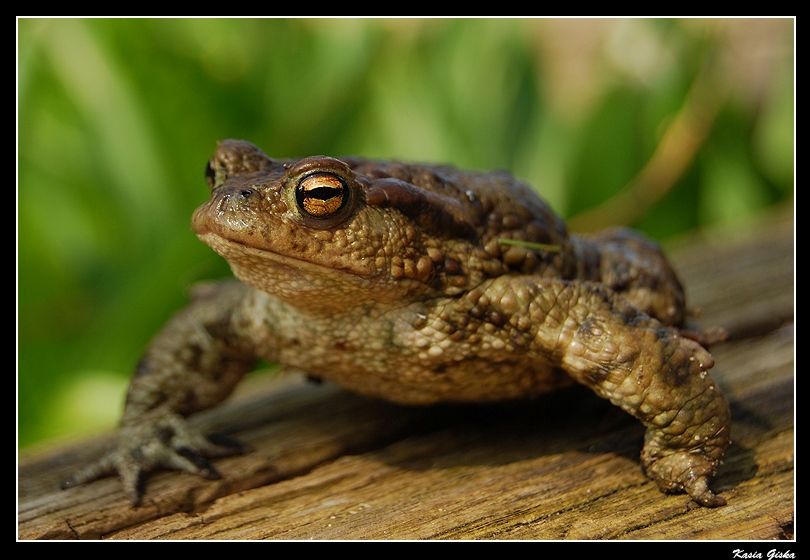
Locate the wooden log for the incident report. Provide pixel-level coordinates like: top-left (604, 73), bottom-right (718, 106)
top-left (18, 209), bottom-right (794, 540)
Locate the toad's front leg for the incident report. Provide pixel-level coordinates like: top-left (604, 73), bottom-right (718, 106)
top-left (472, 276), bottom-right (731, 507)
top-left (61, 281), bottom-right (259, 505)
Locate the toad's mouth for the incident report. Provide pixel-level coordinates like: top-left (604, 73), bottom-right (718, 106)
top-left (197, 231), bottom-right (379, 288)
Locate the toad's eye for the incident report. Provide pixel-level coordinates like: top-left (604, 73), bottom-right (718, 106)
top-left (296, 172), bottom-right (349, 218)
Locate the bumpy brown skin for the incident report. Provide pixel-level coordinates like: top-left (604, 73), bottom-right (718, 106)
top-left (63, 140), bottom-right (731, 507)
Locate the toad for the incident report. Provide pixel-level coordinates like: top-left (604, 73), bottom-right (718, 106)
top-left (63, 140), bottom-right (731, 507)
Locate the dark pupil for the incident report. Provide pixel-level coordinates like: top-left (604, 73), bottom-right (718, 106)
top-left (307, 186), bottom-right (338, 201)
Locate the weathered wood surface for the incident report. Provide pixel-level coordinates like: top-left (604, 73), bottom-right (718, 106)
top-left (18, 209), bottom-right (794, 540)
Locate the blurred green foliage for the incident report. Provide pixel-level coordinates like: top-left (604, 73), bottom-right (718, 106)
top-left (17, 18), bottom-right (793, 449)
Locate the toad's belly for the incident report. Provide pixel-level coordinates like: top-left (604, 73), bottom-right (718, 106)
top-left (280, 351), bottom-right (574, 405)
top-left (248, 291), bottom-right (573, 404)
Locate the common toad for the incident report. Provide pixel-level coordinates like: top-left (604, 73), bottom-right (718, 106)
top-left (63, 140), bottom-right (731, 507)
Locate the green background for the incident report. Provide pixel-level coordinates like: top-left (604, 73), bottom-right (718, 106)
top-left (17, 18), bottom-right (794, 449)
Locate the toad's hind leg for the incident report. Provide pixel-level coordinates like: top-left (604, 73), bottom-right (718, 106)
top-left (473, 276), bottom-right (731, 506)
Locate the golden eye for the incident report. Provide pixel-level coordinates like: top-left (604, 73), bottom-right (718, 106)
top-left (296, 172), bottom-right (348, 218)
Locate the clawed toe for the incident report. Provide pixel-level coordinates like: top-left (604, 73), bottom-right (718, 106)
top-left (59, 415), bottom-right (248, 505)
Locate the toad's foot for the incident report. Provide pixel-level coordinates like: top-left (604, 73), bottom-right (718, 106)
top-left (642, 449), bottom-right (727, 507)
top-left (60, 413), bottom-right (247, 506)
top-left (635, 342), bottom-right (731, 507)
